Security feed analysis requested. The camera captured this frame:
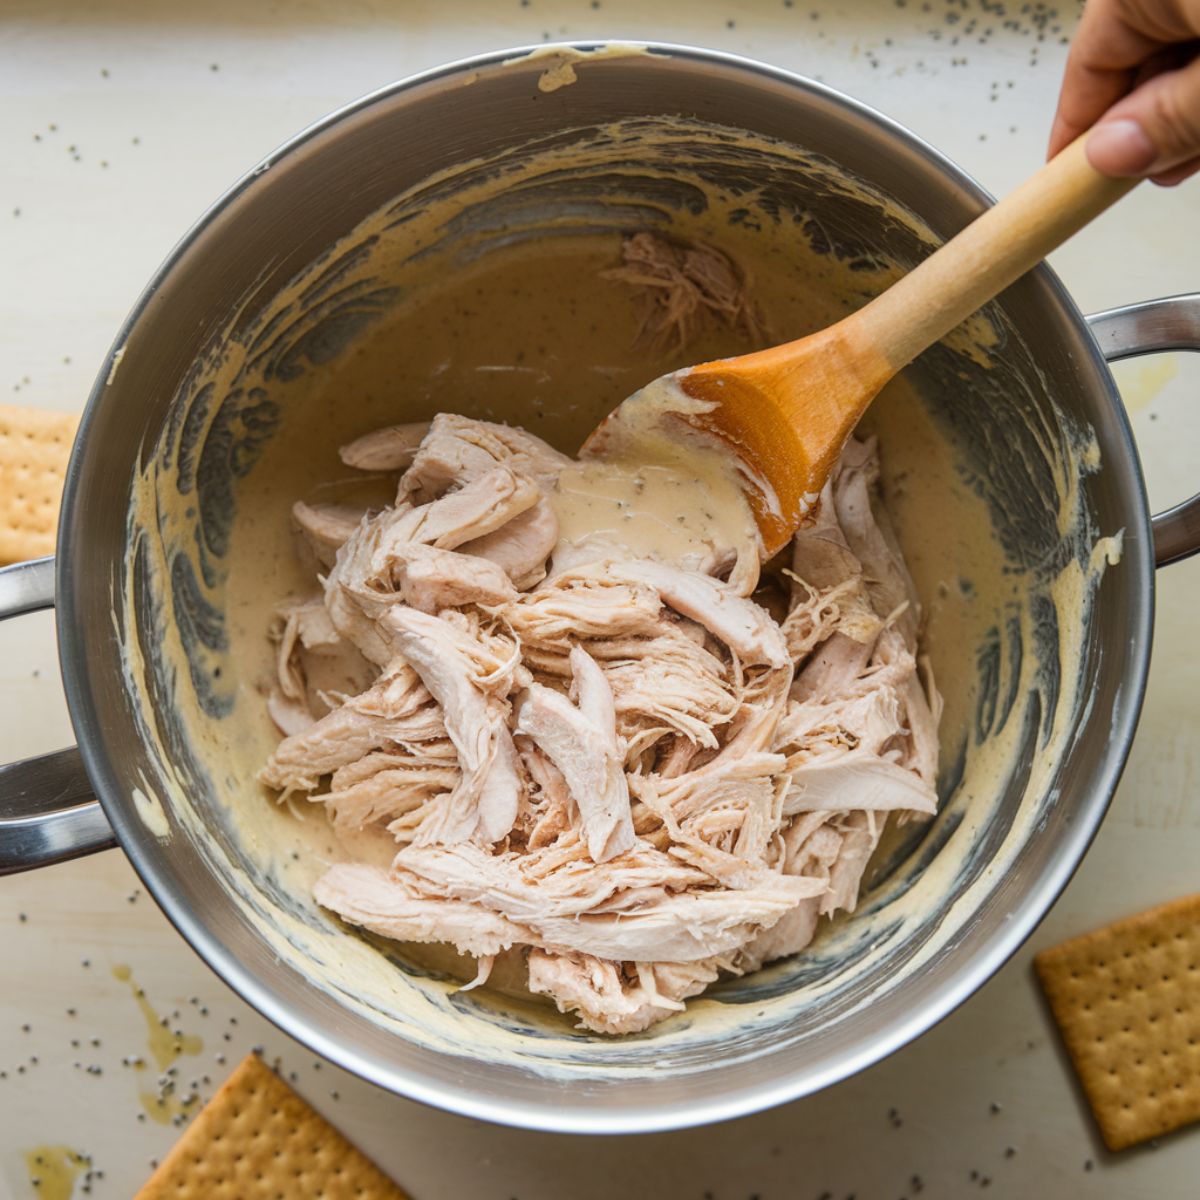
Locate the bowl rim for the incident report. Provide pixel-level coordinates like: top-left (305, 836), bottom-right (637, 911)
top-left (56, 39), bottom-right (1155, 1134)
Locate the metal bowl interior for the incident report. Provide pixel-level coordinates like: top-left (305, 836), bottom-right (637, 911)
top-left (58, 44), bottom-right (1153, 1132)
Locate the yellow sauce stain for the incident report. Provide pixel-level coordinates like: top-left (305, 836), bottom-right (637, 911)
top-left (22, 1146), bottom-right (88, 1200)
top-left (1111, 353), bottom-right (1179, 413)
top-left (537, 58), bottom-right (578, 92)
top-left (112, 965), bottom-right (204, 1125)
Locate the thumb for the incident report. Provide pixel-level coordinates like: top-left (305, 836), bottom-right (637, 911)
top-left (1086, 55), bottom-right (1200, 177)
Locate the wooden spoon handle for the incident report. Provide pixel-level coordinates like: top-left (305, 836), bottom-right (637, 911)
top-left (851, 134), bottom-right (1138, 371)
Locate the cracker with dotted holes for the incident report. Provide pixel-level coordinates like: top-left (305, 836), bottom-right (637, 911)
top-left (1035, 893), bottom-right (1200, 1151)
top-left (136, 1053), bottom-right (411, 1200)
top-left (0, 403), bottom-right (79, 565)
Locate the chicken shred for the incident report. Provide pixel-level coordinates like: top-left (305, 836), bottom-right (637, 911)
top-left (261, 408), bottom-right (940, 1034)
top-left (601, 232), bottom-right (770, 352)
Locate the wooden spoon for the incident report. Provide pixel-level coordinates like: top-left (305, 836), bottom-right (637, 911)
top-left (585, 135), bottom-right (1137, 557)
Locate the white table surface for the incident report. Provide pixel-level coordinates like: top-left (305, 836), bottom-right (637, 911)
top-left (2, 1), bottom-right (1199, 1197)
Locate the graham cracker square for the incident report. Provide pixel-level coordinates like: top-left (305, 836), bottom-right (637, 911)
top-left (1035, 893), bottom-right (1200, 1151)
top-left (136, 1053), bottom-right (411, 1199)
top-left (0, 403), bottom-right (78, 565)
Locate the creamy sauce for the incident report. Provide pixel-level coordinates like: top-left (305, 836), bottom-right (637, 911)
top-left (553, 459), bottom-right (743, 567)
top-left (554, 378), bottom-right (760, 574)
top-left (131, 785), bottom-right (169, 840)
top-left (118, 106), bottom-right (1120, 1076)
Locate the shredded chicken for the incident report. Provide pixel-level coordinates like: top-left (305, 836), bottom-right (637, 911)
top-left (261, 359), bottom-right (940, 1035)
top-left (602, 232), bottom-right (770, 351)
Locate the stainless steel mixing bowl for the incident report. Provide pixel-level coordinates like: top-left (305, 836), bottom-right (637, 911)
top-left (2, 43), bottom-right (1198, 1133)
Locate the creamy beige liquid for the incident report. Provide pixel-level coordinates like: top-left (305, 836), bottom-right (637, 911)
top-left (554, 379), bottom-right (761, 575)
top-left (552, 457), bottom-right (748, 568)
top-left (223, 232), bottom-right (1009, 780)
top-left (205, 231), bottom-right (1013, 993)
top-left (220, 235), bottom-right (796, 698)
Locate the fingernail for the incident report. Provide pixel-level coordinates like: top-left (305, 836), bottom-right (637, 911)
top-left (1086, 119), bottom-right (1157, 176)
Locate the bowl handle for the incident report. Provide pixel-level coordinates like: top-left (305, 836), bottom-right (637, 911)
top-left (1087, 293), bottom-right (1200, 568)
top-left (0, 556), bottom-right (116, 874)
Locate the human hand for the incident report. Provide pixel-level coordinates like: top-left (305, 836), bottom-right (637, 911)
top-left (1049, 0), bottom-right (1200, 185)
